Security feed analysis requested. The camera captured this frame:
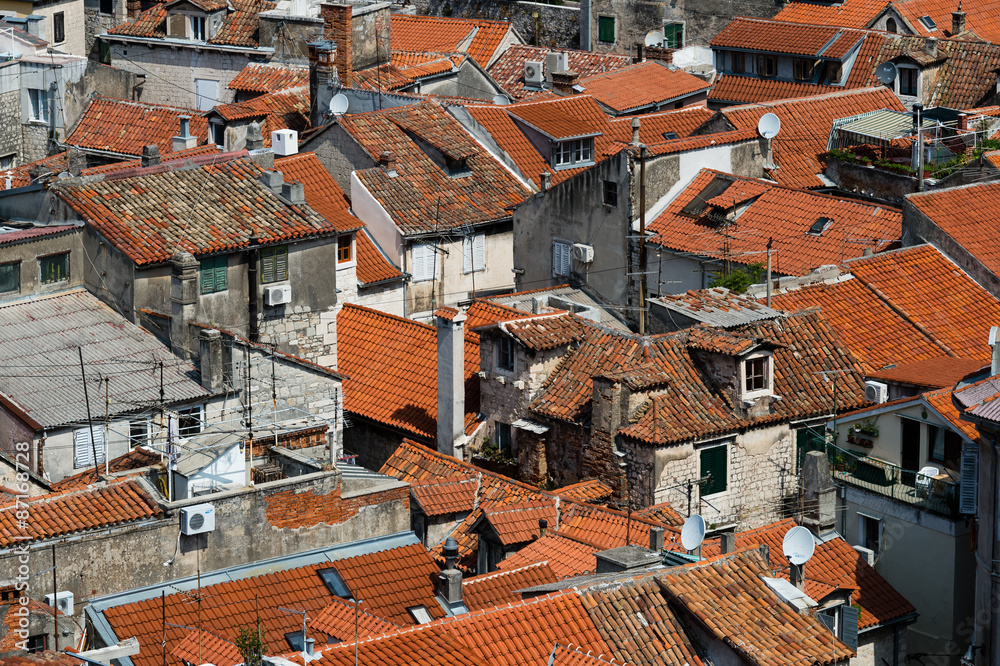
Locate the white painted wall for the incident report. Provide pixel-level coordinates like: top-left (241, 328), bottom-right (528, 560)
top-left (350, 172), bottom-right (401, 264)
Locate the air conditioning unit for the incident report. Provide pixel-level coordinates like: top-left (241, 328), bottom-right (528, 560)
top-left (853, 545), bottom-right (875, 566)
top-left (572, 243), bottom-right (594, 263)
top-left (44, 592), bottom-right (74, 616)
top-left (864, 380), bottom-right (888, 404)
top-left (524, 60), bottom-right (544, 86)
top-left (180, 503), bottom-right (216, 535)
top-left (264, 284), bottom-right (292, 306)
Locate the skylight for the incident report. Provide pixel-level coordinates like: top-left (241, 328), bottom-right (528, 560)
top-left (408, 605), bottom-right (433, 624)
top-left (662, 131), bottom-right (679, 140)
top-left (919, 15), bottom-right (937, 30)
top-left (808, 217), bottom-right (833, 236)
top-left (317, 567), bottom-right (353, 599)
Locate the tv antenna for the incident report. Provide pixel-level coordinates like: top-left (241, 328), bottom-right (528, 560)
top-left (645, 30), bottom-right (665, 47)
top-left (875, 61), bottom-right (898, 85)
top-left (758, 112), bottom-right (781, 170)
top-left (680, 514), bottom-right (706, 556)
top-left (330, 93), bottom-right (349, 117)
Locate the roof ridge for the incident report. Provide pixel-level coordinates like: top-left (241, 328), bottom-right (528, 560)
top-left (462, 560), bottom-right (550, 585)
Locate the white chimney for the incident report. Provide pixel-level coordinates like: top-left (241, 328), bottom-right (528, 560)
top-left (272, 129), bottom-right (298, 157)
top-left (990, 326), bottom-right (1000, 375)
top-left (436, 310), bottom-right (467, 458)
top-left (172, 115), bottom-right (197, 152)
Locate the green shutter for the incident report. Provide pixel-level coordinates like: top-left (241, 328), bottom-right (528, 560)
top-left (598, 16), bottom-right (615, 43)
top-left (261, 248), bottom-right (274, 284)
top-left (200, 259), bottom-right (215, 294)
top-left (664, 23), bottom-right (683, 48)
top-left (214, 256), bottom-right (227, 291)
top-left (275, 246), bottom-right (287, 281)
top-left (0, 262), bottom-right (18, 293)
top-left (260, 246), bottom-right (288, 284)
top-left (700, 445), bottom-right (727, 496)
top-left (200, 256), bottom-right (226, 293)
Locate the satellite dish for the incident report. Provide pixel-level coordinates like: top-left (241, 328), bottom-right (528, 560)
top-left (757, 112), bottom-right (781, 140)
top-left (645, 30), bottom-right (665, 47)
top-left (876, 61), bottom-right (898, 85)
top-left (680, 515), bottom-right (706, 552)
top-left (492, 94), bottom-right (510, 106)
top-left (782, 526), bottom-right (816, 565)
top-left (330, 93), bottom-right (349, 116)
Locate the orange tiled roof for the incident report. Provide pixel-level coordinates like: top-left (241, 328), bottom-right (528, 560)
top-left (557, 499), bottom-right (680, 552)
top-left (775, 0), bottom-right (889, 29)
top-left (634, 501), bottom-right (685, 527)
top-left (721, 87), bottom-right (905, 189)
top-left (499, 313), bottom-right (590, 351)
top-left (340, 100), bottom-right (529, 234)
top-left (228, 63), bottom-right (308, 93)
top-left (893, 0), bottom-right (1000, 43)
top-left (462, 562), bottom-right (558, 610)
top-left (482, 500), bottom-right (559, 545)
top-left (709, 74), bottom-right (842, 105)
top-left (54, 157), bottom-right (338, 266)
top-left (410, 475), bottom-right (478, 516)
top-left (648, 169), bottom-right (900, 276)
top-left (488, 45), bottom-right (631, 100)
top-left (875, 35), bottom-right (1000, 107)
top-left (496, 532), bottom-right (601, 579)
top-left (607, 105), bottom-right (715, 142)
top-left (51, 447), bottom-right (159, 491)
top-left (553, 479), bottom-right (614, 503)
top-left (170, 630), bottom-right (242, 666)
top-left (578, 60), bottom-right (710, 114)
top-left (657, 549), bottom-right (855, 665)
top-left (273, 152), bottom-right (362, 233)
top-left (0, 603), bottom-right (64, 653)
top-left (389, 15), bottom-right (512, 68)
top-left (907, 181), bottom-right (1000, 280)
top-left (0, 651), bottom-right (81, 666)
top-left (0, 479), bottom-right (162, 547)
top-left (923, 385), bottom-right (981, 441)
top-left (108, 0), bottom-right (274, 47)
top-left (65, 97), bottom-right (210, 158)
top-left (463, 104), bottom-right (560, 189)
top-left (209, 87), bottom-right (309, 141)
top-left (79, 145), bottom-right (225, 177)
top-left (867, 356), bottom-right (985, 388)
top-left (6, 151), bottom-right (69, 187)
top-left (548, 644), bottom-right (626, 666)
top-left (636, 128), bottom-right (761, 158)
top-left (712, 19), bottom-right (857, 56)
top-left (310, 598), bottom-right (402, 643)
top-left (281, 624), bottom-right (478, 666)
top-left (507, 94), bottom-right (609, 141)
top-left (355, 228), bottom-right (404, 285)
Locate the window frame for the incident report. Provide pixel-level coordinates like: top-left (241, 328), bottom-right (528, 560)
top-left (260, 245), bottom-right (288, 284)
top-left (497, 336), bottom-right (514, 372)
top-left (176, 404), bottom-right (204, 437)
top-left (552, 239), bottom-right (571, 277)
top-left (731, 51), bottom-right (745, 74)
top-left (0, 261), bottom-right (19, 294)
top-left (190, 14), bottom-right (206, 41)
top-left (199, 255), bottom-right (228, 294)
top-left (496, 422), bottom-right (512, 458)
top-left (99, 0), bottom-right (114, 14)
top-left (129, 418), bottom-right (149, 449)
top-left (898, 65), bottom-right (919, 97)
top-left (757, 54), bottom-right (777, 78)
top-left (663, 21), bottom-right (684, 49)
top-left (552, 138), bottom-right (594, 170)
top-left (53, 11), bottom-right (65, 44)
top-left (598, 15), bottom-right (616, 44)
top-left (38, 252), bottom-right (68, 285)
top-left (337, 234), bottom-right (354, 266)
top-left (699, 443), bottom-right (728, 497)
top-left (603, 179), bottom-right (618, 207)
top-left (410, 242), bottom-right (437, 283)
top-left (28, 88), bottom-right (49, 123)
top-left (793, 58), bottom-right (814, 81)
top-left (858, 513), bottom-right (882, 556)
top-left (741, 351), bottom-right (773, 399)
top-left (74, 426), bottom-right (107, 469)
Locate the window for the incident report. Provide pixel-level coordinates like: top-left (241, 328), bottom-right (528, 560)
top-left (0, 262), bottom-right (19, 293)
top-left (732, 51), bottom-right (745, 74)
top-left (211, 122), bottom-right (225, 146)
top-left (39, 252), bottom-right (68, 285)
top-left (598, 15), bottom-right (615, 43)
top-left (918, 15), bottom-right (936, 30)
top-left (463, 233), bottom-right (485, 274)
top-left (194, 79), bottom-right (218, 112)
top-left (662, 131), bottom-right (678, 140)
top-left (793, 58), bottom-right (814, 81)
top-left (190, 15), bottom-right (206, 41)
top-left (928, 425), bottom-right (962, 470)
top-left (757, 54), bottom-right (777, 78)
top-left (899, 67), bottom-right (918, 96)
top-left (26, 635), bottom-right (46, 654)
top-left (663, 22), bottom-right (684, 48)
top-left (552, 240), bottom-right (571, 277)
top-left (28, 88), bottom-right (48, 123)
top-left (807, 216), bottom-right (833, 236)
top-left (284, 632), bottom-right (304, 652)
top-left (199, 255), bottom-right (227, 293)
top-left (177, 405), bottom-right (203, 436)
top-left (700, 444), bottom-right (728, 496)
top-left (0, 154), bottom-right (14, 169)
top-left (408, 606), bottom-right (433, 624)
top-left (496, 422), bottom-right (512, 458)
top-left (410, 242), bottom-right (437, 282)
top-left (337, 234), bottom-right (353, 265)
top-left (858, 513), bottom-right (881, 555)
top-left (497, 337), bottom-right (514, 372)
top-left (553, 138), bottom-right (593, 169)
top-left (100, 0), bottom-right (113, 14)
top-left (129, 419), bottom-right (149, 448)
top-left (744, 356), bottom-right (768, 392)
top-left (74, 427), bottom-right (106, 469)
top-left (317, 567), bottom-right (353, 598)
top-left (603, 180), bottom-right (618, 207)
top-left (260, 245), bottom-right (288, 283)
top-left (53, 12), bottom-right (65, 44)
top-left (885, 17), bottom-right (897, 33)
top-left (99, 39), bottom-right (111, 65)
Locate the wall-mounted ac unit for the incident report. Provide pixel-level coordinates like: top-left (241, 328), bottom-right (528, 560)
top-left (44, 592), bottom-right (74, 616)
top-left (180, 503), bottom-right (216, 535)
top-left (524, 60), bottom-right (544, 86)
top-left (572, 243), bottom-right (594, 263)
top-left (264, 284), bottom-right (292, 306)
top-left (864, 380), bottom-right (888, 404)
top-left (853, 545), bottom-right (875, 566)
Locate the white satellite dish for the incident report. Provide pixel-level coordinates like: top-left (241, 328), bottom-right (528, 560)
top-left (876, 61), bottom-right (898, 85)
top-left (757, 112), bottom-right (781, 140)
top-left (645, 30), bottom-right (665, 47)
top-left (330, 93), bottom-right (349, 116)
top-left (492, 94), bottom-right (510, 106)
top-left (782, 526), bottom-right (816, 565)
top-left (680, 515), bottom-right (706, 552)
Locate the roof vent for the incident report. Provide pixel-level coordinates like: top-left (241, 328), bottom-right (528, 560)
top-left (281, 181), bottom-right (306, 205)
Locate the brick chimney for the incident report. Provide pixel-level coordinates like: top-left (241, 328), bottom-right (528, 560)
top-left (321, 3), bottom-right (353, 89)
top-left (308, 39), bottom-right (338, 127)
top-left (952, 3), bottom-right (966, 35)
top-left (551, 69), bottom-right (580, 95)
top-left (127, 0), bottom-right (140, 17)
top-left (437, 309), bottom-right (467, 458)
top-left (379, 150), bottom-right (398, 176)
top-left (141, 144), bottom-right (161, 167)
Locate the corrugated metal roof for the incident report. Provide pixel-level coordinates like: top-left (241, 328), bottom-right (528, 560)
top-left (0, 290), bottom-right (209, 429)
top-left (487, 286), bottom-right (630, 331)
top-left (652, 288), bottom-right (784, 328)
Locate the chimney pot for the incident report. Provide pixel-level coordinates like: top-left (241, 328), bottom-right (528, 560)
top-left (631, 117), bottom-right (641, 146)
top-left (172, 116), bottom-right (198, 152)
top-left (260, 169), bottom-right (284, 193)
top-left (281, 180), bottom-right (306, 205)
top-left (272, 129), bottom-right (298, 157)
top-left (379, 150), bottom-right (397, 176)
top-left (141, 144), bottom-right (161, 168)
top-left (246, 122), bottom-right (265, 151)
top-left (303, 638), bottom-right (315, 657)
top-left (790, 563), bottom-right (805, 591)
top-left (551, 69), bottom-right (580, 95)
top-left (539, 518), bottom-right (548, 538)
top-left (924, 37), bottom-right (938, 57)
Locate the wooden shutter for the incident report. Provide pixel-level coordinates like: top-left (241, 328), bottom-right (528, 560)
top-left (598, 16), bottom-right (615, 43)
top-left (413, 243), bottom-right (434, 282)
top-left (464, 235), bottom-right (485, 274)
top-left (200, 259), bottom-right (215, 294)
top-left (553, 241), bottom-right (570, 277)
top-left (214, 256), bottom-right (227, 291)
top-left (960, 442), bottom-right (978, 514)
top-left (840, 605), bottom-right (859, 650)
top-left (463, 237), bottom-right (473, 274)
top-left (261, 249), bottom-right (274, 284)
top-left (700, 445), bottom-right (727, 495)
top-left (74, 427), bottom-right (106, 469)
top-left (275, 246), bottom-right (287, 281)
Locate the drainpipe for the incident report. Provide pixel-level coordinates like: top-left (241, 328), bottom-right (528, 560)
top-left (247, 235), bottom-right (259, 342)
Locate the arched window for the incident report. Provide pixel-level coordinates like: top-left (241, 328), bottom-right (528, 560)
top-left (886, 17), bottom-right (898, 33)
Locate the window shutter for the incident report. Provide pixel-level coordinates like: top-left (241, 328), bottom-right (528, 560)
top-left (276, 246), bottom-right (287, 280)
top-left (960, 442), bottom-right (978, 514)
top-left (200, 260), bottom-right (214, 294)
top-left (413, 243), bottom-right (435, 282)
top-left (553, 241), bottom-right (570, 277)
top-left (463, 237), bottom-right (473, 274)
top-left (74, 427), bottom-right (106, 469)
top-left (261, 250), bottom-right (274, 284)
top-left (700, 445), bottom-right (727, 495)
top-left (840, 605), bottom-right (859, 650)
top-left (474, 234), bottom-right (485, 272)
top-left (214, 257), bottom-right (227, 291)
top-left (817, 613), bottom-right (835, 633)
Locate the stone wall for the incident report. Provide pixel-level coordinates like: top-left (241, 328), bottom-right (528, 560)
top-left (259, 303), bottom-right (338, 368)
top-left (65, 63), bottom-right (139, 136)
top-left (20, 123), bottom-right (49, 163)
top-left (342, 416), bottom-right (414, 471)
top-left (411, 0), bottom-right (580, 50)
top-left (0, 90), bottom-right (21, 163)
top-left (83, 0), bottom-right (127, 60)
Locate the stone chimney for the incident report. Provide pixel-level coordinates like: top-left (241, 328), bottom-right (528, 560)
top-left (320, 3), bottom-right (353, 89)
top-left (67, 148), bottom-right (86, 177)
top-left (952, 3), bottom-right (966, 35)
top-left (437, 537), bottom-right (464, 612)
top-left (246, 122), bottom-right (264, 151)
top-left (801, 450), bottom-right (837, 534)
top-left (169, 251), bottom-right (201, 359)
top-left (172, 116), bottom-right (197, 152)
top-left (436, 310), bottom-right (467, 458)
top-left (126, 0), bottom-right (140, 17)
top-left (649, 526), bottom-right (664, 551)
top-left (631, 117), bottom-right (641, 146)
top-left (260, 169), bottom-right (284, 194)
top-left (379, 150), bottom-right (398, 177)
top-left (595, 545), bottom-right (661, 573)
top-left (141, 144), bottom-right (161, 167)
top-left (551, 69), bottom-right (580, 95)
top-left (308, 39), bottom-right (338, 127)
top-left (720, 532), bottom-right (736, 554)
top-left (281, 181), bottom-right (306, 205)
top-left (198, 329), bottom-right (224, 392)
top-left (539, 171), bottom-right (551, 192)
top-left (790, 562), bottom-right (806, 591)
top-left (248, 122), bottom-right (274, 170)
top-left (924, 37), bottom-right (938, 58)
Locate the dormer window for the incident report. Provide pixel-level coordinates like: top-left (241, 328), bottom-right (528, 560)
top-left (191, 15), bottom-right (206, 40)
top-left (167, 9), bottom-right (216, 41)
top-left (793, 58), bottom-right (814, 81)
top-left (741, 351), bottom-right (773, 399)
top-left (553, 138), bottom-right (594, 170)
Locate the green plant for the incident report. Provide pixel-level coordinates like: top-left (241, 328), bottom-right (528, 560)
top-left (478, 438), bottom-right (514, 465)
top-left (858, 416), bottom-right (879, 437)
top-left (234, 626), bottom-right (268, 666)
top-left (709, 262), bottom-right (765, 294)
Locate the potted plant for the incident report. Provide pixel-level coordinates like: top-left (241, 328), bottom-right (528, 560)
top-left (859, 417), bottom-right (879, 438)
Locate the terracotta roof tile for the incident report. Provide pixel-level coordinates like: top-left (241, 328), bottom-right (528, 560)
top-left (274, 152), bottom-right (362, 233)
top-left (874, 35), bottom-right (1000, 107)
top-left (108, 0), bottom-right (274, 47)
top-left (496, 533), bottom-right (600, 579)
top-left (170, 630), bottom-right (242, 666)
top-left (578, 61), bottom-right (710, 114)
top-left (711, 19), bottom-right (851, 56)
top-left (507, 95), bottom-right (609, 140)
top-left (55, 157), bottom-right (336, 266)
top-left (488, 45), bottom-right (631, 100)
top-left (607, 106), bottom-right (715, 141)
top-left (709, 75), bottom-right (842, 105)
top-left (51, 447), bottom-right (160, 491)
top-left (867, 356), bottom-right (985, 388)
top-left (482, 500), bottom-right (559, 545)
top-left (310, 598), bottom-right (402, 643)
top-left (923, 385), bottom-right (981, 441)
top-left (66, 97), bottom-right (209, 158)
top-left (462, 562), bottom-right (558, 610)
top-left (547, 644), bottom-right (627, 666)
top-left (500, 313), bottom-right (590, 351)
top-left (228, 63), bottom-right (309, 93)
top-left (209, 87), bottom-right (309, 142)
top-left (775, 0), bottom-right (888, 29)
top-left (0, 479), bottom-right (161, 547)
top-left (634, 502), bottom-right (685, 528)
top-left (355, 228), bottom-right (404, 285)
top-left (282, 624), bottom-right (478, 666)
top-left (79, 145), bottom-right (225, 177)
top-left (557, 500), bottom-right (678, 552)
top-left (893, 0), bottom-right (1000, 43)
top-left (649, 169), bottom-right (900, 275)
top-left (0, 650), bottom-right (82, 666)
top-left (553, 479), bottom-right (614, 503)
top-left (0, 225), bottom-right (76, 246)
top-left (389, 15), bottom-right (511, 67)
top-left (410, 475), bottom-right (478, 516)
